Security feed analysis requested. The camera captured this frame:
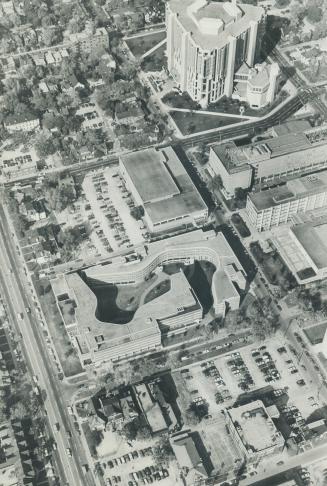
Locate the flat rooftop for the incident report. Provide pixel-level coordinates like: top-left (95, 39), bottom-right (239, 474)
top-left (134, 384), bottom-right (167, 433)
top-left (248, 170), bottom-right (327, 211)
top-left (121, 146), bottom-right (207, 223)
top-left (120, 148), bottom-right (180, 204)
top-left (168, 0), bottom-right (264, 50)
top-left (213, 124), bottom-right (327, 176)
top-left (292, 222), bottom-right (327, 270)
top-left (271, 119), bottom-right (311, 137)
top-left (211, 141), bottom-right (249, 173)
top-left (62, 230), bottom-right (244, 353)
top-left (228, 400), bottom-right (283, 453)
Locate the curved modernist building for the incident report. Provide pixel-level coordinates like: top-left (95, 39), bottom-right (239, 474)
top-left (52, 230), bottom-right (246, 365)
top-left (166, 0), bottom-right (266, 106)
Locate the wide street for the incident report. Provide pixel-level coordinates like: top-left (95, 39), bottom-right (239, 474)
top-left (0, 204), bottom-right (94, 486)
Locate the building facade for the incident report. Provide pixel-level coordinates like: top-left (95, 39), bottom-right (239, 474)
top-left (166, 0), bottom-right (265, 107)
top-left (69, 26), bottom-right (109, 54)
top-left (246, 171), bottom-right (327, 232)
top-left (233, 62), bottom-right (280, 109)
top-left (4, 114), bottom-right (40, 133)
top-left (208, 124), bottom-right (327, 198)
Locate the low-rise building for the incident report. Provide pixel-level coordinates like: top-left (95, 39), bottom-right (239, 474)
top-left (273, 218), bottom-right (327, 285)
top-left (233, 62), bottom-right (280, 109)
top-left (4, 113), bottom-right (40, 133)
top-left (0, 421), bottom-right (23, 486)
top-left (171, 430), bottom-right (213, 484)
top-left (120, 146), bottom-right (208, 233)
top-left (69, 27), bottom-right (109, 54)
top-left (225, 400), bottom-right (284, 461)
top-left (115, 101), bottom-right (144, 125)
top-left (134, 383), bottom-right (168, 434)
top-left (246, 170), bottom-right (327, 232)
top-left (53, 229), bottom-right (246, 366)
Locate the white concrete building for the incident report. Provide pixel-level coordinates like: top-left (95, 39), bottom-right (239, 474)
top-left (4, 113), bottom-right (40, 133)
top-left (246, 170), bottom-right (327, 232)
top-left (233, 62), bottom-right (280, 109)
top-left (166, 0), bottom-right (265, 107)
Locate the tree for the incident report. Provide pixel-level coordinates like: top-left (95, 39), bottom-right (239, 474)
top-left (119, 60), bottom-right (140, 81)
top-left (130, 205), bottom-right (144, 220)
top-left (208, 174), bottom-right (223, 193)
top-left (187, 401), bottom-right (209, 422)
top-left (153, 438), bottom-right (174, 465)
top-left (68, 15), bottom-right (86, 33)
top-left (305, 6), bottom-right (322, 23)
top-left (121, 415), bottom-right (151, 441)
top-left (41, 27), bottom-right (62, 47)
top-left (42, 112), bottom-right (64, 130)
top-left (34, 131), bottom-right (58, 157)
top-left (96, 80), bottom-right (134, 111)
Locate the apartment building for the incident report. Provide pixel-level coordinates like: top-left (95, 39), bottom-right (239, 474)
top-left (69, 26), bottom-right (109, 54)
top-left (4, 113), bottom-right (40, 133)
top-left (166, 0), bottom-right (265, 107)
top-left (246, 171), bottom-right (327, 232)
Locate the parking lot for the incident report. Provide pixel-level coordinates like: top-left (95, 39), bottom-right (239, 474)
top-left (94, 431), bottom-right (179, 486)
top-left (175, 334), bottom-right (323, 423)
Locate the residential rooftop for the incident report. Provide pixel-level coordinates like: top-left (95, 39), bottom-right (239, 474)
top-left (168, 0), bottom-right (264, 50)
top-left (248, 170), bottom-right (327, 211)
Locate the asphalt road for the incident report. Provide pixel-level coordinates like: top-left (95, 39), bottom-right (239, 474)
top-left (0, 204), bottom-right (92, 486)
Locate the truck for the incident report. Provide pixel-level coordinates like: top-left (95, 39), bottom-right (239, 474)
top-left (17, 312), bottom-right (24, 321)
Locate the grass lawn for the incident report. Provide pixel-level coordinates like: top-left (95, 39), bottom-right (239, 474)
top-left (206, 90), bottom-right (289, 117)
top-left (144, 279), bottom-right (171, 304)
top-left (304, 322), bottom-right (327, 345)
top-left (34, 278), bottom-right (84, 377)
top-left (86, 274), bottom-right (158, 324)
top-left (170, 110), bottom-right (243, 135)
top-left (125, 31), bottom-right (166, 58)
top-left (141, 43), bottom-right (166, 72)
top-left (250, 242), bottom-right (297, 294)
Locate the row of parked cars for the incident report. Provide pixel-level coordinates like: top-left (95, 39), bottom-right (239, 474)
top-left (201, 361), bottom-right (232, 404)
top-left (129, 466), bottom-right (169, 484)
top-left (280, 404), bottom-right (306, 444)
top-left (107, 447), bottom-right (153, 470)
top-left (227, 351), bottom-right (255, 391)
top-left (252, 346), bottom-right (281, 383)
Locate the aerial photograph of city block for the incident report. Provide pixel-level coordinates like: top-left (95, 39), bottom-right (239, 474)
top-left (2, 0), bottom-right (327, 485)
